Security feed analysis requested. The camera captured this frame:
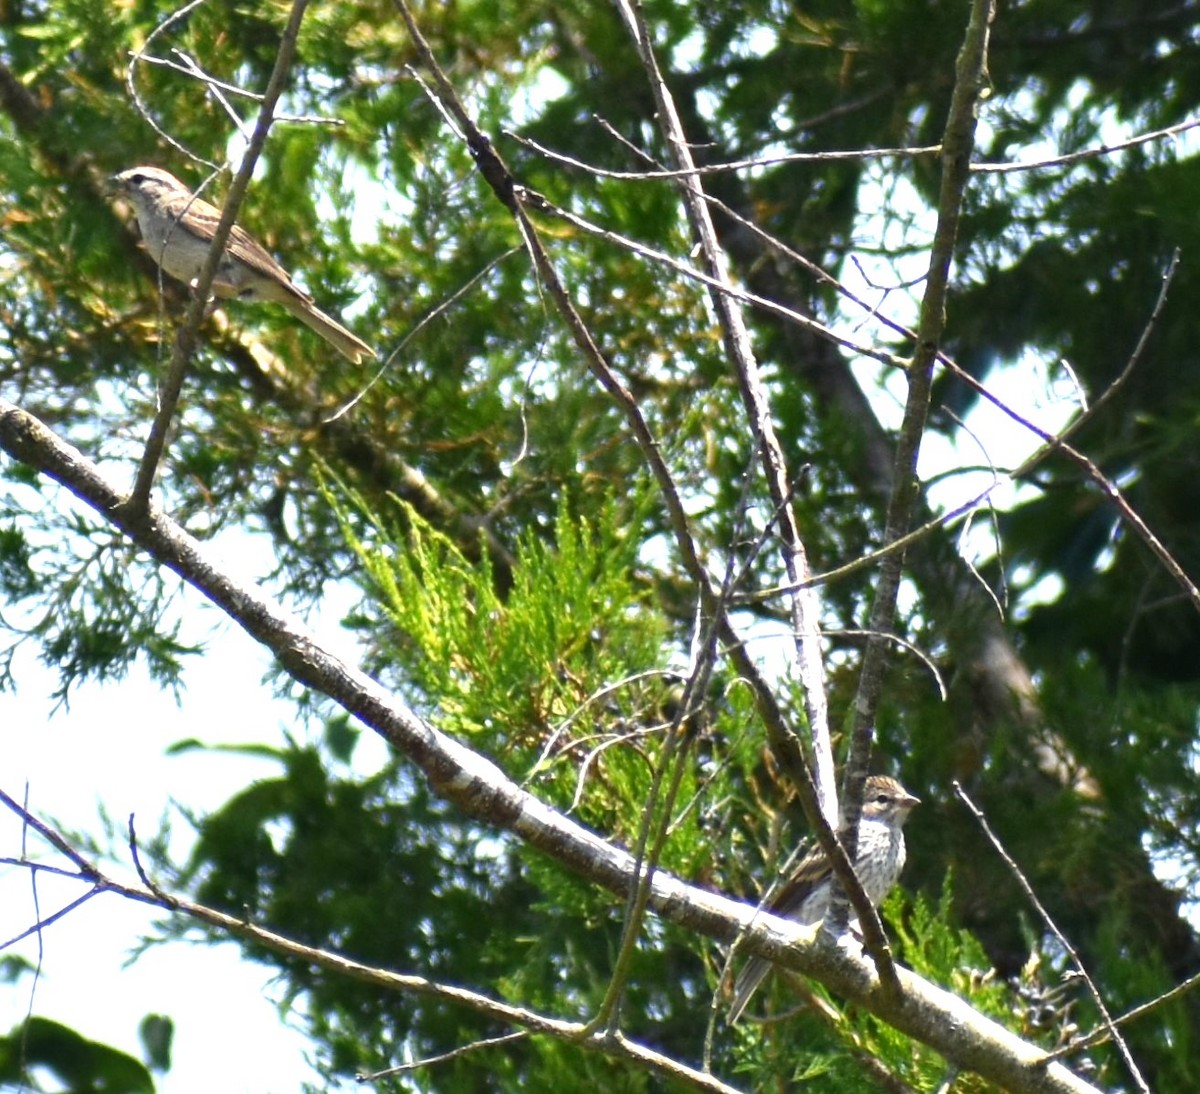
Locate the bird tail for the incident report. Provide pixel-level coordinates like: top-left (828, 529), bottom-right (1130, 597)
top-left (283, 296), bottom-right (378, 364)
top-left (727, 956), bottom-right (772, 1025)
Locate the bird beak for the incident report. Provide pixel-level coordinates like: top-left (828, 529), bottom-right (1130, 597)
top-left (900, 792), bottom-right (921, 812)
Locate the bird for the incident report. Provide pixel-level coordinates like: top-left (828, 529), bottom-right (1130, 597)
top-left (111, 165), bottom-right (377, 364)
top-left (728, 774), bottom-right (919, 1024)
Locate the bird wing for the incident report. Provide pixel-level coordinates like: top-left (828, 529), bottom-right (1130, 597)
top-left (767, 843), bottom-right (834, 917)
top-left (160, 187), bottom-right (310, 303)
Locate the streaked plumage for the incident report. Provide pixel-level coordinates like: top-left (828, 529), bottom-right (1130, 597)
top-left (728, 775), bottom-right (919, 1024)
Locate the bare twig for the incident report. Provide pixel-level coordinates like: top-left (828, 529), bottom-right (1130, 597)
top-left (974, 116), bottom-right (1200, 175)
top-left (139, 49), bottom-right (340, 125)
top-left (3, 793), bottom-right (739, 1094)
top-left (1044, 967), bottom-right (1200, 1062)
top-left (953, 782), bottom-right (1149, 1094)
top-left (740, 482), bottom-right (1000, 601)
top-left (361, 1031), bottom-right (530, 1080)
top-left (124, 0), bottom-right (220, 167)
top-left (520, 190), bottom-right (900, 367)
top-left (1012, 250), bottom-right (1181, 479)
top-left (509, 112), bottom-right (1200, 183)
top-left (168, 50), bottom-right (254, 139)
top-left (824, 629), bottom-right (947, 702)
top-left (939, 353), bottom-right (1200, 614)
top-left (325, 245), bottom-right (523, 422)
top-left (936, 405), bottom-right (1008, 619)
top-left (506, 128), bottom-right (940, 180)
top-left (528, 669), bottom-right (683, 781)
top-left (614, 0), bottom-right (844, 899)
top-left (2, 785), bottom-right (99, 873)
top-left (15, 784), bottom-right (42, 1089)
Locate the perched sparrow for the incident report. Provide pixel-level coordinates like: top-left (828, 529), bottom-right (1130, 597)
top-left (111, 165), bottom-right (377, 364)
top-left (728, 774), bottom-right (919, 1024)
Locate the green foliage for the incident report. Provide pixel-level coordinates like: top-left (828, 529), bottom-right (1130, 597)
top-left (879, 878), bottom-right (1022, 1091)
top-left (892, 876), bottom-right (1000, 1001)
top-left (335, 483), bottom-right (689, 829)
top-left (0, 522), bottom-right (39, 601)
top-left (0, 1018), bottom-right (156, 1093)
top-left (0, 954), bottom-right (37, 985)
top-left (138, 1014), bottom-right (173, 1075)
top-left (0, 494), bottom-right (198, 700)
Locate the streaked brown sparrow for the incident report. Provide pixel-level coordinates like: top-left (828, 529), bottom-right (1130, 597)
top-left (728, 774), bottom-right (919, 1023)
top-left (112, 165), bottom-right (376, 364)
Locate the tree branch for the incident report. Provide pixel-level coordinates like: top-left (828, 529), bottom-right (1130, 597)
top-left (0, 793), bottom-right (740, 1094)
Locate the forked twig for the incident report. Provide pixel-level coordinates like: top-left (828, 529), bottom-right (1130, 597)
top-left (953, 782), bottom-right (1149, 1094)
top-left (1043, 968), bottom-right (1200, 1062)
top-left (124, 0), bottom-right (312, 511)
